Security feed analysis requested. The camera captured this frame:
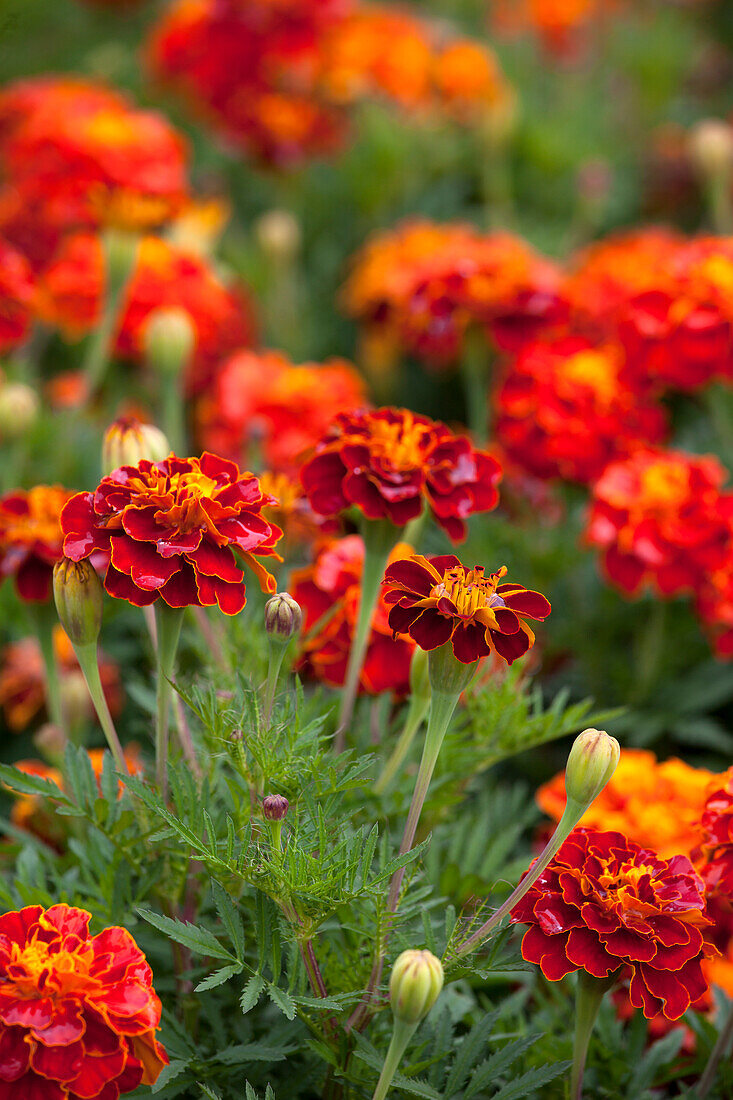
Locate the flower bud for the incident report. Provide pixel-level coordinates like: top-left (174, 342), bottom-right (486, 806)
top-left (0, 382), bottom-right (38, 441)
top-left (263, 794), bottom-right (289, 821)
top-left (104, 228), bottom-right (140, 292)
top-left (102, 416), bottom-right (170, 474)
top-left (565, 728), bottom-right (620, 809)
top-left (143, 307), bottom-right (196, 378)
top-left (265, 593), bottom-right (302, 642)
top-left (53, 559), bottom-right (104, 648)
top-left (689, 119), bottom-right (733, 179)
top-left (389, 949), bottom-right (444, 1026)
top-left (255, 209), bottom-right (301, 264)
top-left (33, 722), bottom-right (69, 764)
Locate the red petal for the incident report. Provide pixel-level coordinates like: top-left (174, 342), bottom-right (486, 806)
top-left (104, 565), bottom-right (158, 607)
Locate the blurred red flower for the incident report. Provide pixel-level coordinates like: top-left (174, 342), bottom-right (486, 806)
top-left (300, 407), bottom-right (501, 541)
top-left (0, 903), bottom-right (167, 1097)
top-left (383, 554), bottom-right (550, 664)
top-left (695, 769), bottom-right (733, 900)
top-left (61, 454), bottom-right (282, 614)
top-left (290, 535), bottom-right (415, 694)
top-left (0, 486), bottom-right (75, 603)
top-left (511, 827), bottom-right (715, 1020)
top-left (0, 237), bottom-right (36, 352)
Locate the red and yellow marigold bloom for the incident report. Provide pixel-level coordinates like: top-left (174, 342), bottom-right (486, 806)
top-left (300, 407), bottom-right (501, 541)
top-left (585, 447), bottom-right (733, 596)
top-left (383, 554), bottom-right (550, 665)
top-left (0, 237), bottom-right (36, 353)
top-left (37, 232), bottom-right (256, 395)
top-left (197, 349), bottom-right (366, 474)
top-left (60, 453), bottom-right (282, 615)
top-left (0, 486), bottom-right (75, 603)
top-left (537, 748), bottom-right (722, 861)
top-left (290, 535), bottom-right (415, 695)
top-left (495, 336), bottom-right (667, 484)
top-left (511, 827), bottom-right (715, 1020)
top-left (0, 902), bottom-right (167, 1097)
top-left (341, 219), bottom-right (567, 366)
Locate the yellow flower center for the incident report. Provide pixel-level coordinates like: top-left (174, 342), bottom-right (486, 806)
top-left (5, 936), bottom-right (95, 999)
top-left (558, 349), bottom-right (618, 406)
top-left (430, 564), bottom-right (507, 618)
top-left (637, 461), bottom-right (690, 512)
top-left (364, 412), bottom-right (427, 471)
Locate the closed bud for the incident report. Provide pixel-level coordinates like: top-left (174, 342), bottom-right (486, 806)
top-left (143, 307), bottom-right (196, 378)
top-left (53, 559), bottom-right (104, 648)
top-left (33, 722), bottom-right (69, 764)
top-left (104, 228), bottom-right (140, 293)
top-left (389, 949), bottom-right (444, 1025)
top-left (0, 382), bottom-right (38, 441)
top-left (263, 794), bottom-right (289, 821)
top-left (102, 416), bottom-right (170, 474)
top-left (689, 119), bottom-right (733, 179)
top-left (565, 728), bottom-right (620, 809)
top-left (255, 209), bottom-right (301, 264)
top-left (265, 593), bottom-right (302, 642)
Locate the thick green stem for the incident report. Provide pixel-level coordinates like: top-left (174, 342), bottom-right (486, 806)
top-left (336, 519), bottom-right (400, 747)
top-left (570, 972), bottom-right (614, 1100)
top-left (459, 328), bottom-right (491, 445)
top-left (73, 642), bottom-right (128, 774)
top-left (372, 1018), bottom-right (417, 1100)
top-left (706, 172), bottom-right (733, 235)
top-left (154, 603), bottom-right (185, 798)
top-left (30, 604), bottom-right (66, 736)
top-left (263, 642), bottom-right (287, 723)
top-left (374, 694), bottom-right (430, 795)
top-left (83, 229), bottom-right (139, 394)
top-left (161, 375), bottom-right (186, 455)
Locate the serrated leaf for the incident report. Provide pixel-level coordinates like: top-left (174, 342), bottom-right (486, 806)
top-left (194, 963), bottom-right (242, 992)
top-left (216, 1042), bottom-right (295, 1064)
top-left (489, 1061), bottom-right (571, 1100)
top-left (136, 907), bottom-right (235, 962)
top-left (0, 762), bottom-right (68, 801)
top-left (152, 1060), bottom-right (189, 1092)
top-left (212, 881), bottom-right (245, 960)
top-left (240, 975), bottom-right (265, 1014)
top-left (267, 983), bottom-right (297, 1020)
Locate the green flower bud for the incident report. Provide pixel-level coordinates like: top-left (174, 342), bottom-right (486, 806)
top-left (565, 728), bottom-right (620, 809)
top-left (143, 307), bottom-right (196, 378)
top-left (265, 592), bottom-right (302, 642)
top-left (255, 209), bottom-right (301, 264)
top-left (0, 382), bottom-right (38, 441)
top-left (102, 416), bottom-right (170, 474)
top-left (53, 558), bottom-right (104, 648)
top-left (689, 119), bottom-right (733, 180)
top-left (389, 949), bottom-right (444, 1026)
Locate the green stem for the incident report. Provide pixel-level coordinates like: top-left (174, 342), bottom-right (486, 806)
top-left (73, 642), bottom-right (128, 774)
top-left (154, 602), bottom-right (185, 798)
top-left (630, 599), bottom-right (666, 704)
top-left (459, 328), bottom-right (491, 445)
top-left (30, 604), bottom-right (66, 736)
top-left (161, 373), bottom-right (186, 454)
top-left (374, 693), bottom-right (430, 795)
top-left (372, 1018), bottom-right (417, 1100)
top-left (83, 229), bottom-right (139, 394)
top-left (336, 519), bottom-right (400, 747)
top-left (706, 172), bottom-right (733, 235)
top-left (697, 1001), bottom-right (733, 1098)
top-left (570, 972), bottom-right (614, 1100)
top-left (263, 642), bottom-right (287, 723)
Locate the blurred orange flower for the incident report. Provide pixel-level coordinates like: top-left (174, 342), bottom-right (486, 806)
top-left (0, 485), bottom-right (75, 603)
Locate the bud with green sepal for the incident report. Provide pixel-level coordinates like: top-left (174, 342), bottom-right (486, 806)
top-left (143, 306), bottom-right (195, 452)
top-left (263, 593), bottom-right (302, 721)
top-left (372, 950), bottom-right (444, 1100)
top-left (102, 416), bottom-right (170, 475)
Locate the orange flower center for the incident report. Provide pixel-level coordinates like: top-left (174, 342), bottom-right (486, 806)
top-left (0, 487), bottom-right (67, 546)
top-left (431, 564), bottom-right (508, 617)
top-left (364, 413), bottom-right (428, 471)
top-left (122, 463), bottom-right (235, 543)
top-left (5, 936), bottom-right (95, 999)
top-left (558, 349), bottom-right (618, 406)
top-left (637, 461), bottom-right (690, 512)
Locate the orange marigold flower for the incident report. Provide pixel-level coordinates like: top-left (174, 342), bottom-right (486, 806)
top-left (300, 407), bottom-right (501, 541)
top-left (585, 447), bottom-right (733, 596)
top-left (61, 454), bottom-right (282, 614)
top-left (536, 748), bottom-right (722, 861)
top-left (197, 349), bottom-right (366, 473)
top-left (511, 827), bottom-right (715, 1020)
top-left (0, 237), bottom-right (36, 353)
top-left (290, 535), bottom-right (415, 695)
top-left (495, 336), bottom-right (668, 484)
top-left (0, 486), bottom-right (75, 603)
top-left (433, 40), bottom-right (514, 126)
top-left (0, 626), bottom-right (123, 733)
top-left (0, 902), bottom-right (167, 1096)
top-left (342, 219), bottom-right (566, 366)
top-left (383, 554), bottom-right (550, 664)
top-left (36, 233), bottom-right (256, 395)
top-left (491, 0), bottom-right (624, 58)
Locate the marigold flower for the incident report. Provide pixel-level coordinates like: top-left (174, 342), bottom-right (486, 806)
top-left (300, 407), bottom-right (501, 541)
top-left (36, 232), bottom-right (256, 395)
top-left (695, 565), bottom-right (733, 657)
top-left (259, 471), bottom-right (330, 552)
top-left (290, 535), bottom-right (415, 695)
top-left (511, 827), bottom-right (715, 1020)
top-left (694, 769), bottom-right (733, 899)
top-left (537, 748), bottom-right (722, 861)
top-left (0, 902), bottom-right (167, 1096)
top-left (495, 336), bottom-right (667, 484)
top-left (197, 349), bottom-right (366, 474)
top-left (342, 219), bottom-right (566, 366)
top-left (383, 554), bottom-right (550, 665)
top-left (61, 453), bottom-right (282, 614)
top-left (586, 447), bottom-right (733, 596)
top-left (491, 0), bottom-right (624, 58)
top-left (0, 486), bottom-right (75, 603)
top-left (0, 237), bottom-right (35, 352)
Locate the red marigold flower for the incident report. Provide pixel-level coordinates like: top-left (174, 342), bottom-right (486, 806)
top-left (694, 769), bottom-right (733, 899)
top-left (300, 407), bottom-right (501, 541)
top-left (342, 220), bottom-right (567, 366)
top-left (60, 453), bottom-right (283, 615)
top-left (0, 486), bottom-right (75, 603)
top-left (586, 447), bottom-right (733, 596)
top-left (0, 902), bottom-right (167, 1097)
top-left (197, 349), bottom-right (366, 474)
top-left (511, 827), bottom-right (715, 1020)
top-left (495, 336), bottom-right (668, 484)
top-left (36, 232), bottom-right (256, 395)
top-left (290, 535), bottom-right (415, 694)
top-left (383, 553), bottom-right (550, 665)
top-left (259, 471), bottom-right (333, 553)
top-left (0, 237), bottom-right (36, 353)
top-left (695, 564), bottom-right (733, 657)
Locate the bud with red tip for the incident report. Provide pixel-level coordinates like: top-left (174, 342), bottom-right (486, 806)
top-left (265, 593), bottom-right (302, 642)
top-left (102, 416), bottom-right (170, 475)
top-left (263, 794), bottom-right (289, 821)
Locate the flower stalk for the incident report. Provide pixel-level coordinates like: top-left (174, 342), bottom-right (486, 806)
top-left (371, 1017), bottom-right (417, 1100)
top-left (154, 602), bottom-right (185, 798)
top-left (375, 649), bottom-right (430, 794)
top-left (72, 642), bottom-right (129, 775)
top-left (570, 972), bottom-right (615, 1100)
top-left (83, 228), bottom-right (139, 394)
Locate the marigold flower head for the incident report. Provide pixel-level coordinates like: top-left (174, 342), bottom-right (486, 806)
top-left (383, 554), bottom-right (550, 665)
top-left (0, 237), bottom-right (36, 353)
top-left (342, 219), bottom-right (566, 366)
top-left (495, 336), bottom-right (668, 484)
top-left (300, 407), bottom-right (501, 541)
top-left (586, 447), bottom-right (733, 596)
top-left (511, 827), bottom-right (714, 1020)
top-left (0, 486), bottom-right (75, 603)
top-left (0, 902), bottom-right (167, 1096)
top-left (695, 564), bottom-right (733, 657)
top-left (61, 453), bottom-right (283, 615)
top-left (537, 748), bottom-right (722, 861)
top-left (197, 349), bottom-right (366, 474)
top-left (36, 232), bottom-right (256, 395)
top-left (290, 535), bottom-right (415, 695)
top-left (694, 769), bottom-right (733, 900)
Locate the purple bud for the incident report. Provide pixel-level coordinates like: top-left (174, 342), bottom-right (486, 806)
top-left (263, 794), bottom-right (289, 821)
